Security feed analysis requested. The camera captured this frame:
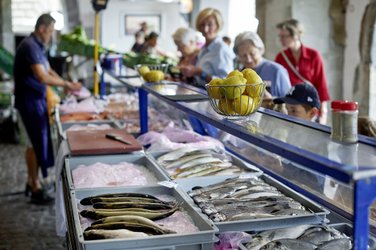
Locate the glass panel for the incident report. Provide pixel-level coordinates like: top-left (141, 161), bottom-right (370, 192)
top-left (179, 101), bottom-right (376, 169)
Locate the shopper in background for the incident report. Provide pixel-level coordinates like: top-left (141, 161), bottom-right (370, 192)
top-left (358, 116), bottom-right (376, 137)
top-left (172, 27), bottom-right (200, 84)
top-left (180, 8), bottom-right (235, 88)
top-left (140, 31), bottom-right (166, 57)
top-left (222, 36), bottom-right (231, 46)
top-left (275, 19), bottom-right (330, 124)
top-left (14, 13), bottom-right (81, 204)
top-left (273, 82), bottom-right (321, 122)
top-left (131, 32), bottom-right (145, 53)
top-left (233, 31), bottom-right (291, 98)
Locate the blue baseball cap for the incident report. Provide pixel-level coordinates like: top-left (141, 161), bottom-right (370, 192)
top-left (274, 82), bottom-right (321, 109)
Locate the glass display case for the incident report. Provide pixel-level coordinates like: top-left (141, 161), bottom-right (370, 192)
top-left (138, 84), bottom-right (376, 250)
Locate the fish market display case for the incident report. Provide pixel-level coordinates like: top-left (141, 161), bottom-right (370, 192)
top-left (68, 186), bottom-right (218, 250)
top-left (138, 83), bottom-right (376, 249)
top-left (65, 152), bottom-right (170, 190)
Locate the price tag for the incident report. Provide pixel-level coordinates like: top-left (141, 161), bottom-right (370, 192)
top-left (239, 173), bottom-right (257, 179)
top-left (158, 181), bottom-right (177, 188)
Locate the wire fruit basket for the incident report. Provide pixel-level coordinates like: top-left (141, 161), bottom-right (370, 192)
top-left (205, 82), bottom-right (266, 118)
top-left (134, 63), bottom-right (169, 83)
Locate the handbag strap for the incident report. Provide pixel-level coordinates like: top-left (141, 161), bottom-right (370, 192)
top-left (281, 50), bottom-right (310, 84)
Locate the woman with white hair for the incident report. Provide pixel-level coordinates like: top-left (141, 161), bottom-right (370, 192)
top-left (234, 31), bottom-right (291, 97)
top-left (173, 27), bottom-right (200, 67)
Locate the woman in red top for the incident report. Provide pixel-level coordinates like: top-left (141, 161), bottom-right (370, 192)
top-left (275, 19), bottom-right (330, 124)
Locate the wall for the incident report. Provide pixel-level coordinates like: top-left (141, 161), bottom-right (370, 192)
top-left (0, 0), bottom-right (13, 54)
top-left (11, 0), bottom-right (63, 34)
top-left (343, 0), bottom-right (370, 100)
top-left (100, 0), bottom-right (184, 53)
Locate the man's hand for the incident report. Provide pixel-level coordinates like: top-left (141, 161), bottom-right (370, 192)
top-left (66, 81), bottom-right (82, 91)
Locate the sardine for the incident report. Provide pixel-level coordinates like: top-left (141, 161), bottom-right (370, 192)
top-left (84, 229), bottom-right (148, 240)
top-left (157, 147), bottom-right (216, 163)
top-left (298, 229), bottom-right (332, 245)
top-left (164, 153), bottom-right (212, 169)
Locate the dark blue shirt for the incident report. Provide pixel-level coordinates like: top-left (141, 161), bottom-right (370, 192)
top-left (14, 33), bottom-right (49, 106)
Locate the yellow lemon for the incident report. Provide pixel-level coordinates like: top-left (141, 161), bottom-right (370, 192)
top-left (220, 76), bottom-right (247, 99)
top-left (242, 68), bottom-right (264, 98)
top-left (143, 70), bottom-right (164, 82)
top-left (218, 98), bottom-right (236, 115)
top-left (226, 69), bottom-right (243, 78)
top-left (207, 78), bottom-right (223, 99)
top-left (138, 65), bottom-right (150, 76)
top-left (232, 95), bottom-right (259, 115)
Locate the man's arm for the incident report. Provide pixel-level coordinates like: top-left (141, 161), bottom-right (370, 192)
top-left (31, 64), bottom-right (81, 90)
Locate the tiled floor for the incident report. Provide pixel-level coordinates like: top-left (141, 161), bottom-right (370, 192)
top-left (0, 143), bottom-right (66, 250)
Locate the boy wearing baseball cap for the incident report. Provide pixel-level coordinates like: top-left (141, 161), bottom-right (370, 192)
top-left (274, 82), bottom-right (321, 121)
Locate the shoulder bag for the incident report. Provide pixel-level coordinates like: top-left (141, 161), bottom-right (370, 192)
top-left (281, 51), bottom-right (313, 86)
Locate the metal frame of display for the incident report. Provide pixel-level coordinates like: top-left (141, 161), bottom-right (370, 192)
top-left (138, 84), bottom-right (376, 250)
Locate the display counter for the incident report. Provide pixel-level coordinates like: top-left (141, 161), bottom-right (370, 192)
top-left (138, 82), bottom-right (376, 250)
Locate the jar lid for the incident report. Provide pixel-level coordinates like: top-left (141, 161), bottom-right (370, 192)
top-left (341, 101), bottom-right (358, 111)
top-left (331, 100), bottom-right (344, 109)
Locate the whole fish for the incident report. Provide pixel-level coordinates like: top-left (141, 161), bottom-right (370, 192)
top-left (246, 225), bottom-right (312, 250)
top-left (177, 165), bottom-right (227, 178)
top-left (164, 152), bottom-right (212, 169)
top-left (271, 208), bottom-right (311, 216)
top-left (316, 238), bottom-right (352, 250)
top-left (298, 228), bottom-right (332, 245)
top-left (260, 239), bottom-right (317, 250)
top-left (89, 197), bottom-right (172, 205)
top-left (84, 229), bottom-right (148, 240)
top-left (188, 177), bottom-right (261, 197)
top-left (172, 161), bottom-right (232, 179)
top-left (231, 191), bottom-right (282, 199)
top-left (85, 222), bottom-right (175, 235)
top-left (80, 193), bottom-right (159, 205)
top-left (93, 201), bottom-right (175, 210)
top-left (80, 206), bottom-right (178, 220)
top-left (157, 147), bottom-right (216, 163)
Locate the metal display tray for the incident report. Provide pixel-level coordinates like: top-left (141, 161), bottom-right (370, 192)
top-left (70, 186), bottom-right (218, 250)
top-left (65, 152), bottom-right (170, 190)
top-left (57, 120), bottom-right (120, 140)
top-left (146, 150), bottom-right (263, 180)
top-left (176, 174), bottom-right (329, 232)
top-left (238, 223), bottom-right (376, 250)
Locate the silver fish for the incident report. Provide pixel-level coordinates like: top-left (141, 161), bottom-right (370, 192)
top-left (157, 147), bottom-right (216, 163)
top-left (271, 208), bottom-right (311, 216)
top-left (164, 153), bottom-right (212, 169)
top-left (260, 239), bottom-right (317, 250)
top-left (316, 238), bottom-right (352, 250)
top-left (247, 225), bottom-right (312, 250)
top-left (178, 156), bottom-right (224, 170)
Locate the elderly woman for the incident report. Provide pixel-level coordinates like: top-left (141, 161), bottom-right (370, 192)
top-left (173, 27), bottom-right (200, 67)
top-left (233, 31), bottom-right (291, 98)
top-left (180, 8), bottom-right (235, 87)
